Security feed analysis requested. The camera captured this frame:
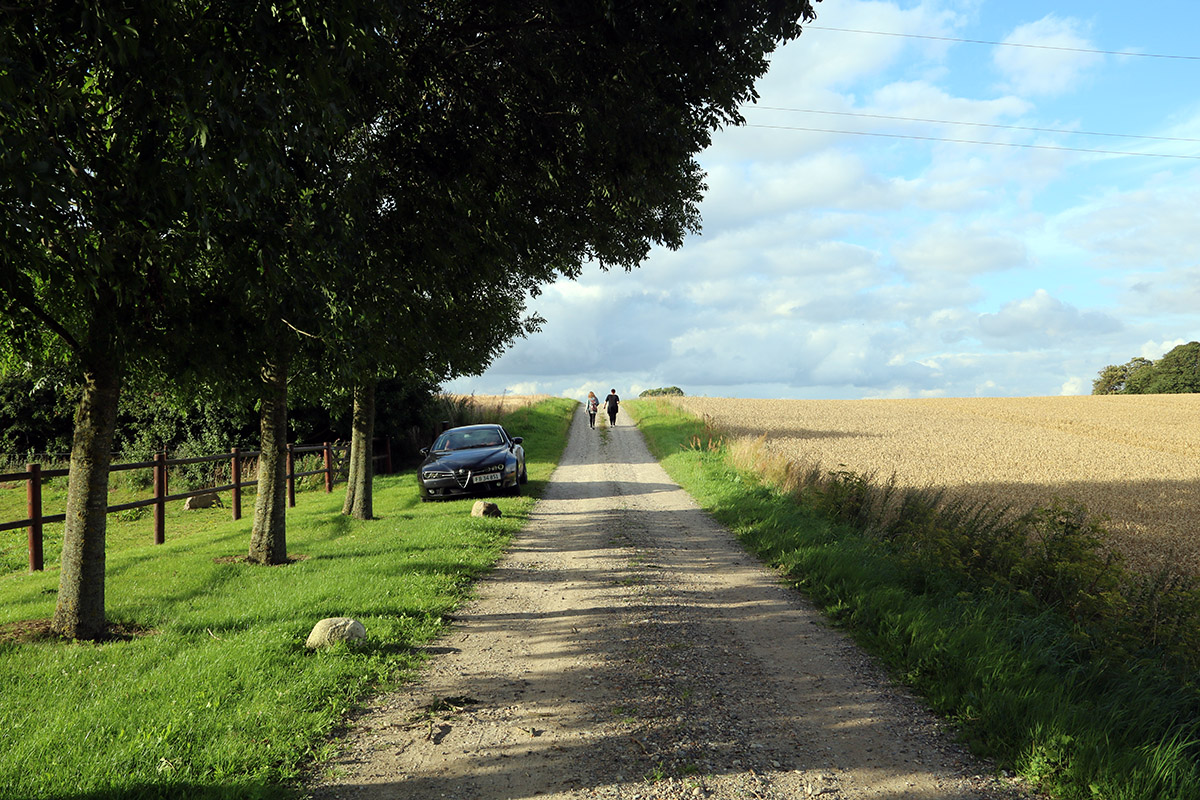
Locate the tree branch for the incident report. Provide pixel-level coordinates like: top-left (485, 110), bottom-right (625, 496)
top-left (0, 282), bottom-right (82, 354)
top-left (280, 316), bottom-right (322, 341)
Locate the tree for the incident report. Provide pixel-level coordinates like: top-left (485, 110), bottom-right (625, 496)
top-left (325, 0), bottom-right (823, 517)
top-left (2, 0), bottom-right (825, 629)
top-left (1092, 357), bottom-right (1153, 395)
top-left (1092, 344), bottom-right (1200, 395)
top-left (0, 3), bottom-right (373, 636)
top-left (1142, 341), bottom-right (1200, 393)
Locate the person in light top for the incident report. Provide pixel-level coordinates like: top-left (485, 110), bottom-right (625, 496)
top-left (585, 391), bottom-right (599, 429)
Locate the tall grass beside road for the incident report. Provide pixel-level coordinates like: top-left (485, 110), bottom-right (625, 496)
top-left (628, 398), bottom-right (1200, 800)
top-left (0, 398), bottom-right (575, 800)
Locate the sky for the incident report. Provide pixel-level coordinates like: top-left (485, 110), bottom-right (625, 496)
top-left (446, 0), bottom-right (1200, 401)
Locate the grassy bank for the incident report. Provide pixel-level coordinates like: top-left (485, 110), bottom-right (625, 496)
top-left (628, 399), bottom-right (1200, 800)
top-left (0, 398), bottom-right (576, 800)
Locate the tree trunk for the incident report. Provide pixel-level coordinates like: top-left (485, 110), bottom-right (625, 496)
top-left (52, 311), bottom-right (122, 641)
top-left (342, 378), bottom-right (376, 520)
top-left (248, 353), bottom-right (290, 565)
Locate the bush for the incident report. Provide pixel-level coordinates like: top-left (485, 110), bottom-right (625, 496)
top-left (639, 386), bottom-right (685, 397)
top-left (0, 367), bottom-right (78, 457)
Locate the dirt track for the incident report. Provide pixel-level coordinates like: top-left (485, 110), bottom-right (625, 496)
top-left (308, 407), bottom-right (1034, 799)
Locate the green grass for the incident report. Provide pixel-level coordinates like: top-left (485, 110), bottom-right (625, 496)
top-left (0, 398), bottom-right (576, 800)
top-left (627, 398), bottom-right (1200, 800)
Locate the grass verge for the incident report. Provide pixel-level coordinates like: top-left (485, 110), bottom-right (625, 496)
top-left (0, 398), bottom-right (576, 800)
top-left (628, 398), bottom-right (1200, 800)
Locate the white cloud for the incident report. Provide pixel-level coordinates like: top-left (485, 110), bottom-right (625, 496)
top-left (767, 0), bottom-right (967, 95)
top-left (992, 15), bottom-right (1104, 97)
top-left (868, 81), bottom-right (1031, 123)
top-left (1059, 376), bottom-right (1087, 395)
top-left (1116, 268), bottom-right (1200, 318)
top-left (977, 289), bottom-right (1122, 344)
top-left (448, 3), bottom-right (1200, 403)
top-left (1058, 181), bottom-right (1200, 269)
top-left (893, 220), bottom-right (1031, 278)
top-left (1140, 338), bottom-right (1190, 361)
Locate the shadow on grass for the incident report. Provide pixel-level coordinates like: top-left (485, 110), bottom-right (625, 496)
top-left (38, 780), bottom-right (299, 800)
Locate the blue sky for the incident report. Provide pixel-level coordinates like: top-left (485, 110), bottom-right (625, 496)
top-left (446, 0), bottom-right (1200, 400)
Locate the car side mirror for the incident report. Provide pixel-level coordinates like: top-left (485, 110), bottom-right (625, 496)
top-left (512, 437), bottom-right (523, 445)
top-left (420, 447), bottom-right (429, 456)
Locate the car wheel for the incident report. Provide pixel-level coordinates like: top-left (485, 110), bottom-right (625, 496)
top-left (519, 464), bottom-right (528, 484)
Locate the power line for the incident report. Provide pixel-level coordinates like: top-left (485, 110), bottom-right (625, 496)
top-left (744, 123), bottom-right (1200, 160)
top-left (753, 106), bottom-right (1200, 144)
top-left (806, 25), bottom-right (1200, 61)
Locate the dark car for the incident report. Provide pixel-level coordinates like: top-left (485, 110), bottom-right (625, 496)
top-left (417, 423), bottom-right (527, 501)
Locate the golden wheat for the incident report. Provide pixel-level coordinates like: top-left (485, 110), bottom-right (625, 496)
top-left (443, 393), bottom-right (552, 412)
top-left (671, 395), bottom-right (1200, 576)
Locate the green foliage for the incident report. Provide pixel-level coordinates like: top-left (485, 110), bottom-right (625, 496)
top-left (794, 466), bottom-right (1198, 680)
top-left (1015, 503), bottom-right (1126, 624)
top-left (1093, 343), bottom-right (1200, 394)
top-left (639, 386), bottom-right (685, 397)
top-left (1143, 341), bottom-right (1200, 393)
top-left (1092, 359), bottom-right (1144, 394)
top-left (0, 367), bottom-right (79, 458)
top-left (628, 399), bottom-right (1200, 800)
top-left (0, 373), bottom-right (451, 481)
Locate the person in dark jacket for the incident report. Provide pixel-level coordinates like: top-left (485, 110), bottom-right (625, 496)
top-left (603, 389), bottom-right (620, 426)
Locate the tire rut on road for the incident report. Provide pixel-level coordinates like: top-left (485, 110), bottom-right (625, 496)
top-left (308, 408), bottom-right (1035, 800)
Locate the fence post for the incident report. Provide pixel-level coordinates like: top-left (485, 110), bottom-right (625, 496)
top-left (286, 444), bottom-right (296, 508)
top-left (322, 443), bottom-right (332, 492)
top-left (385, 437), bottom-right (393, 474)
top-left (231, 447), bottom-right (242, 521)
top-left (154, 450), bottom-right (167, 545)
top-left (27, 463), bottom-right (43, 572)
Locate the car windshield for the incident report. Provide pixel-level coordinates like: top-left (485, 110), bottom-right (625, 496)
top-left (435, 429), bottom-right (504, 451)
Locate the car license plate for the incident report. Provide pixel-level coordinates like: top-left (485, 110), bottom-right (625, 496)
top-left (472, 473), bottom-right (498, 484)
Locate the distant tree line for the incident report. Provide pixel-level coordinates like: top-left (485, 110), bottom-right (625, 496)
top-left (1092, 342), bottom-right (1200, 395)
top-left (639, 386), bottom-right (686, 397)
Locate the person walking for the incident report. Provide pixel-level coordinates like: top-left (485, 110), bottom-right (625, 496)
top-left (585, 391), bottom-right (599, 429)
top-left (603, 389), bottom-right (620, 427)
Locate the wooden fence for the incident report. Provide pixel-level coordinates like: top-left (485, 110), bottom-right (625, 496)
top-left (1, 439), bottom-right (393, 572)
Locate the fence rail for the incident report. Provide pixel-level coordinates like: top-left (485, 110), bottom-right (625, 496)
top-left (1, 438), bottom-right (394, 572)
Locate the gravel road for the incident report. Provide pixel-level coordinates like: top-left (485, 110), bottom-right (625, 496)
top-left (309, 407), bottom-right (1036, 800)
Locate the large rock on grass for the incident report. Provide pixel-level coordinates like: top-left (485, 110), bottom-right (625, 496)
top-left (305, 617), bottom-right (366, 649)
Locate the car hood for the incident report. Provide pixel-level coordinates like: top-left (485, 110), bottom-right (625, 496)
top-left (421, 445), bottom-right (512, 472)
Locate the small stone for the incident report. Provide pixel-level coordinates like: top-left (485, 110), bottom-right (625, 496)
top-left (471, 501), bottom-right (501, 518)
top-left (183, 492), bottom-right (222, 510)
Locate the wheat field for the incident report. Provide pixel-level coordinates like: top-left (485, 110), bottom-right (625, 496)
top-left (446, 393), bottom-right (553, 412)
top-left (670, 395), bottom-right (1200, 576)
